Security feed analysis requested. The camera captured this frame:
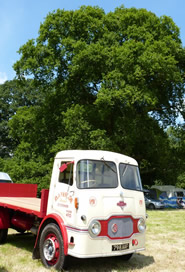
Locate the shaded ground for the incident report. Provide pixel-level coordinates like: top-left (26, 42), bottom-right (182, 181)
top-left (0, 210), bottom-right (184, 272)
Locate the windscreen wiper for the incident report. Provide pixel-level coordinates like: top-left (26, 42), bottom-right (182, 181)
top-left (101, 157), bottom-right (116, 173)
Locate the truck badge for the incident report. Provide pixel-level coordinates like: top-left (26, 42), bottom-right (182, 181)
top-left (111, 223), bottom-right (118, 233)
top-left (117, 201), bottom-right (127, 209)
top-left (89, 197), bottom-right (97, 207)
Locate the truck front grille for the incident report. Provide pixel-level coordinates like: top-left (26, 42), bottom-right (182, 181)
top-left (98, 215), bottom-right (139, 239)
top-left (108, 217), bottom-right (133, 238)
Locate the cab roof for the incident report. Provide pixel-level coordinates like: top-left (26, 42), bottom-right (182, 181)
top-left (55, 150), bottom-right (138, 166)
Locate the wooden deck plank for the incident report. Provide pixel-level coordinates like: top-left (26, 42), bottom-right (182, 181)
top-left (0, 197), bottom-right (41, 212)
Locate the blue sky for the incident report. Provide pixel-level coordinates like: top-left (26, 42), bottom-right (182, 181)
top-left (0, 0), bottom-right (185, 83)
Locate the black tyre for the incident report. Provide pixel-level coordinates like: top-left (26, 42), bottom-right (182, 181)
top-left (0, 229), bottom-right (8, 244)
top-left (148, 203), bottom-right (155, 210)
top-left (122, 253), bottom-right (133, 261)
top-left (39, 223), bottom-right (67, 270)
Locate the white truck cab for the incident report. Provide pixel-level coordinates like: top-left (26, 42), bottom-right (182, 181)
top-left (0, 150), bottom-right (146, 270)
top-left (47, 150), bottom-right (146, 261)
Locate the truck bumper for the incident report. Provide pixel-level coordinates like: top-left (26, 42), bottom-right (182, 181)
top-left (67, 229), bottom-right (145, 258)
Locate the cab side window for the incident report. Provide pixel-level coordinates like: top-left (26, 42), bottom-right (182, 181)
top-left (59, 161), bottom-right (73, 186)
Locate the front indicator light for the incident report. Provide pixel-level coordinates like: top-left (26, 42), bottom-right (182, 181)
top-left (137, 218), bottom-right (145, 233)
top-left (74, 197), bottom-right (79, 209)
top-left (88, 220), bottom-right (101, 237)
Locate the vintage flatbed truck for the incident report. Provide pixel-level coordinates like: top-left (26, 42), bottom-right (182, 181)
top-left (0, 150), bottom-right (146, 270)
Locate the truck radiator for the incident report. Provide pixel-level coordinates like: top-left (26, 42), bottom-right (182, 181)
top-left (108, 217), bottom-right (133, 238)
top-left (99, 215), bottom-right (139, 239)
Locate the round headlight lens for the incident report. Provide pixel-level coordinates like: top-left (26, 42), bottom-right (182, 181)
top-left (89, 220), bottom-right (101, 237)
top-left (137, 218), bottom-right (146, 233)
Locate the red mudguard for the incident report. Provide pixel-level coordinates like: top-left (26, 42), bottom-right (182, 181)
top-left (33, 213), bottom-right (68, 259)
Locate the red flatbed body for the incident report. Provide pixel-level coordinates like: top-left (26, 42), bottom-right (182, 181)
top-left (0, 183), bottom-right (49, 218)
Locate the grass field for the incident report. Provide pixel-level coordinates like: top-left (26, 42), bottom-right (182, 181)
top-left (0, 209), bottom-right (184, 272)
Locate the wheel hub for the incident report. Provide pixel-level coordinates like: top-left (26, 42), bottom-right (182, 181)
top-left (43, 238), bottom-right (56, 261)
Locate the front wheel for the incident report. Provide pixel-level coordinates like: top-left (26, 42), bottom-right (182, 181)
top-left (39, 223), bottom-right (67, 270)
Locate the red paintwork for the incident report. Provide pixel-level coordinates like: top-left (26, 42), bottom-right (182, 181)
top-left (40, 189), bottom-right (49, 218)
top-left (98, 215), bottom-right (139, 240)
top-left (0, 185), bottom-right (49, 218)
top-left (34, 213), bottom-right (68, 256)
top-left (0, 183), bottom-right (37, 197)
top-left (0, 202), bottom-right (41, 217)
top-left (0, 184), bottom-right (67, 256)
top-left (0, 207), bottom-right (10, 229)
top-left (45, 233), bottom-right (60, 265)
top-left (11, 214), bottom-right (34, 230)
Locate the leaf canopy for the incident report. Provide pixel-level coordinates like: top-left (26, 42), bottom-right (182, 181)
top-left (1, 5), bottom-right (184, 188)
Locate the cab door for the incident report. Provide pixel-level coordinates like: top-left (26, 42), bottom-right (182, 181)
top-left (52, 160), bottom-right (75, 224)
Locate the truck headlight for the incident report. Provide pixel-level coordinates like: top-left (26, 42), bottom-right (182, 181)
top-left (137, 218), bottom-right (145, 233)
top-left (88, 220), bottom-right (101, 237)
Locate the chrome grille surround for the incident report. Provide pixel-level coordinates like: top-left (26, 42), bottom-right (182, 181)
top-left (108, 217), bottom-right (133, 238)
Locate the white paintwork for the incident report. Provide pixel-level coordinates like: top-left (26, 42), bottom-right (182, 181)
top-left (47, 150), bottom-right (146, 258)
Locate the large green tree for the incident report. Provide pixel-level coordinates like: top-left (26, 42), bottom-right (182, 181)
top-left (3, 5), bottom-right (185, 187)
top-left (0, 79), bottom-right (43, 157)
top-left (14, 6), bottom-right (185, 122)
top-left (166, 125), bottom-right (185, 187)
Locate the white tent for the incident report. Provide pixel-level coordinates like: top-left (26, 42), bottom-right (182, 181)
top-left (151, 185), bottom-right (185, 198)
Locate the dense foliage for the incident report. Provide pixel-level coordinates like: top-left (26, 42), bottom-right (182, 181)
top-left (1, 5), bottom-right (185, 191)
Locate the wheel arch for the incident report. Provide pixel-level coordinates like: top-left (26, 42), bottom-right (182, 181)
top-left (32, 213), bottom-right (68, 259)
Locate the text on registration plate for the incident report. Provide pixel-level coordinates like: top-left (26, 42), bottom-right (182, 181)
top-left (112, 243), bottom-right (129, 251)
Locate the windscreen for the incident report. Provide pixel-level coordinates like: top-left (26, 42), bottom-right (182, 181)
top-left (77, 160), bottom-right (118, 189)
top-left (119, 163), bottom-right (142, 191)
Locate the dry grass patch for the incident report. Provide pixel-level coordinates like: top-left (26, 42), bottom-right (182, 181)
top-left (0, 210), bottom-right (184, 271)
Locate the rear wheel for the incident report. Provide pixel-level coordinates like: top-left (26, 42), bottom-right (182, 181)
top-left (0, 229), bottom-right (8, 244)
top-left (39, 223), bottom-right (67, 270)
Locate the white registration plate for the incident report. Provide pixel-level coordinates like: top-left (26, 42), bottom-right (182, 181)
top-left (112, 243), bottom-right (129, 251)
